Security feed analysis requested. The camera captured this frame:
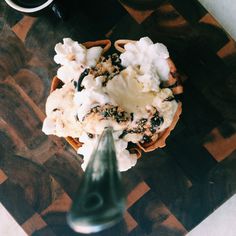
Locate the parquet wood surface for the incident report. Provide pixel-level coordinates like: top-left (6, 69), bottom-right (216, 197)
top-left (0, 0), bottom-right (236, 235)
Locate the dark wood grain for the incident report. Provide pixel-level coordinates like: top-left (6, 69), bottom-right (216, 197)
top-left (32, 226), bottom-right (57, 236)
top-left (0, 179), bottom-right (35, 224)
top-left (44, 152), bottom-right (83, 198)
top-left (0, 1), bottom-right (23, 27)
top-left (0, 154), bottom-right (52, 212)
top-left (0, 82), bottom-right (46, 149)
top-left (0, 21), bottom-right (29, 81)
top-left (128, 190), bottom-right (187, 235)
top-left (109, 13), bottom-right (148, 41)
top-left (169, 0), bottom-right (207, 23)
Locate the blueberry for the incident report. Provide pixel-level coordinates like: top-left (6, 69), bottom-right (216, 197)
top-left (143, 135), bottom-right (151, 143)
top-left (149, 127), bottom-right (156, 133)
top-left (151, 115), bottom-right (164, 127)
top-left (87, 133), bottom-right (94, 138)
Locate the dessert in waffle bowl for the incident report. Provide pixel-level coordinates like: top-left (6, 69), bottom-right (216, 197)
top-left (43, 37), bottom-right (183, 171)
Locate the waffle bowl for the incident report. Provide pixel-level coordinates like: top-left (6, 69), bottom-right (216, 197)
top-left (50, 39), bottom-right (183, 159)
top-left (114, 40), bottom-right (183, 152)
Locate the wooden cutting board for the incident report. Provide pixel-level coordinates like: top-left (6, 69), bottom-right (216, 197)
top-left (0, 0), bottom-right (236, 235)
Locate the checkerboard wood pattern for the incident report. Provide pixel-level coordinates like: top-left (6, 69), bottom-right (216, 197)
top-left (0, 0), bottom-right (236, 235)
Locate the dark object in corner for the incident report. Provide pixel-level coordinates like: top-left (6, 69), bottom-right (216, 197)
top-left (120, 0), bottom-right (166, 10)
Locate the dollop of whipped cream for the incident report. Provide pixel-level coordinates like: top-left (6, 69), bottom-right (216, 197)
top-left (120, 37), bottom-right (170, 92)
top-left (42, 82), bottom-right (83, 138)
top-left (54, 38), bottom-right (103, 83)
top-left (43, 37), bottom-right (178, 172)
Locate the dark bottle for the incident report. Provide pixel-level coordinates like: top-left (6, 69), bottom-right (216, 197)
top-left (11, 0), bottom-right (48, 8)
top-left (67, 127), bottom-right (125, 234)
top-left (6, 0), bottom-right (66, 19)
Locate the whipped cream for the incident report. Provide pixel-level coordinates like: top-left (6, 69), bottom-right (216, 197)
top-left (54, 38), bottom-right (103, 84)
top-left (42, 82), bottom-right (83, 138)
top-left (43, 37), bottom-right (178, 172)
top-left (120, 37), bottom-right (170, 92)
